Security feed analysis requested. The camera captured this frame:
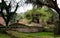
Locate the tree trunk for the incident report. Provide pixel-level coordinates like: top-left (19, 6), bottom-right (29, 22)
top-left (36, 18), bottom-right (39, 23)
top-left (5, 21), bottom-right (9, 33)
top-left (54, 8), bottom-right (60, 35)
top-left (6, 21), bottom-right (9, 26)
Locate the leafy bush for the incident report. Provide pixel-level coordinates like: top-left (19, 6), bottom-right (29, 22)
top-left (43, 24), bottom-right (55, 32)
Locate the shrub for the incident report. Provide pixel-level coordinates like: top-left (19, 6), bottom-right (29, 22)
top-left (43, 24), bottom-right (55, 32)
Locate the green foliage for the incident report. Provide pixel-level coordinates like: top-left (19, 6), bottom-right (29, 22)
top-left (36, 6), bottom-right (52, 21)
top-left (44, 24), bottom-right (55, 32)
top-left (0, 33), bottom-right (14, 38)
top-left (16, 13), bottom-right (24, 20)
top-left (46, 8), bottom-right (59, 23)
top-left (10, 14), bottom-right (23, 23)
top-left (24, 6), bottom-right (52, 23)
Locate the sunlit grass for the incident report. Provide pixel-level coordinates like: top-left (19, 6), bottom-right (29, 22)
top-left (0, 33), bottom-right (14, 38)
top-left (7, 31), bottom-right (55, 38)
top-left (0, 30), bottom-right (60, 38)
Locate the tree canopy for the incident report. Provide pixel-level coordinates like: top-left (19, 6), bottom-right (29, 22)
top-left (24, 6), bottom-right (58, 24)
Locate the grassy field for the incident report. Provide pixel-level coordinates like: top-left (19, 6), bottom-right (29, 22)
top-left (0, 33), bottom-right (14, 38)
top-left (7, 31), bottom-right (54, 38)
top-left (0, 31), bottom-right (60, 38)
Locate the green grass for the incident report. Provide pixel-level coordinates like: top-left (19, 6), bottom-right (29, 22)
top-left (0, 31), bottom-right (60, 38)
top-left (7, 31), bottom-right (55, 38)
top-left (23, 32), bottom-right (54, 36)
top-left (0, 33), bottom-right (14, 38)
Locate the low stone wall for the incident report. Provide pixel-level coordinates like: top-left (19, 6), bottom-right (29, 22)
top-left (10, 26), bottom-right (43, 32)
top-left (9, 23), bottom-right (43, 32)
top-left (16, 27), bottom-right (38, 32)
